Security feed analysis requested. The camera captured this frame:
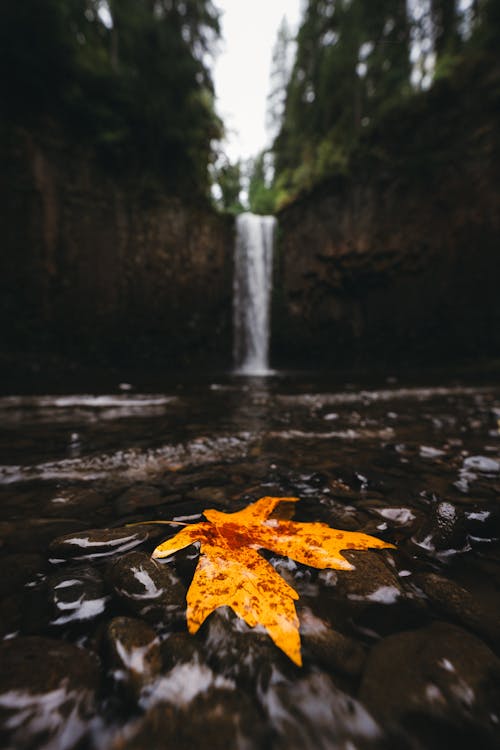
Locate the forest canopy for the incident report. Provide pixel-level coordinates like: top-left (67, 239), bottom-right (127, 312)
top-left (264, 0), bottom-right (500, 211)
top-left (0, 0), bottom-right (222, 196)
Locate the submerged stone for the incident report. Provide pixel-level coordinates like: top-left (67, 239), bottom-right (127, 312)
top-left (114, 485), bottom-right (164, 516)
top-left (47, 566), bottom-right (107, 626)
top-left (299, 608), bottom-right (366, 677)
top-left (106, 551), bottom-right (185, 625)
top-left (0, 553), bottom-right (44, 598)
top-left (112, 687), bottom-right (267, 750)
top-left (0, 636), bottom-right (99, 750)
top-left (415, 572), bottom-right (500, 646)
top-left (49, 527), bottom-right (150, 560)
top-left (264, 671), bottom-right (381, 750)
top-left (41, 488), bottom-right (107, 519)
top-left (412, 500), bottom-right (467, 554)
top-left (107, 617), bottom-right (161, 698)
top-left (160, 632), bottom-right (206, 671)
top-left (359, 622), bottom-right (500, 744)
top-left (3, 518), bottom-right (89, 553)
top-left (201, 607), bottom-right (295, 687)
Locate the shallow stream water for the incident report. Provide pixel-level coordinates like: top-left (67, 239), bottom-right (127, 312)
top-left (1, 370), bottom-right (499, 749)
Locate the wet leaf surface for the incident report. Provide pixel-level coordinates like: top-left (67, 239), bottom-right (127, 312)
top-left (152, 496), bottom-right (394, 665)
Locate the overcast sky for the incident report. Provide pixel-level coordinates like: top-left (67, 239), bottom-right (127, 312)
top-left (212, 0), bottom-right (302, 163)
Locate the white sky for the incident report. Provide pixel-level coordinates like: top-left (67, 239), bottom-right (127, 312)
top-left (212, 0), bottom-right (302, 163)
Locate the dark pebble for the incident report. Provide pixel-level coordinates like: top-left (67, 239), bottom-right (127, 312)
top-left (415, 572), bottom-right (500, 645)
top-left (412, 500), bottom-right (467, 554)
top-left (49, 526), bottom-right (150, 560)
top-left (161, 632), bottom-right (206, 670)
top-left (334, 550), bottom-right (403, 605)
top-left (106, 616), bottom-right (161, 697)
top-left (359, 622), bottom-right (500, 746)
top-left (111, 688), bottom-right (268, 750)
top-left (264, 671), bottom-right (381, 750)
top-left (299, 607), bottom-right (366, 677)
top-left (106, 551), bottom-right (185, 625)
top-left (47, 565), bottom-right (107, 625)
top-left (3, 518), bottom-right (89, 553)
top-left (201, 607), bottom-right (296, 687)
top-left (0, 636), bottom-right (99, 750)
top-left (185, 486), bottom-right (230, 507)
top-left (0, 553), bottom-right (44, 598)
top-left (40, 488), bottom-right (108, 520)
top-left (114, 485), bottom-right (164, 516)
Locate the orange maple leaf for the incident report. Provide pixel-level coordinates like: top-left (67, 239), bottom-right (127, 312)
top-left (152, 496), bottom-right (395, 666)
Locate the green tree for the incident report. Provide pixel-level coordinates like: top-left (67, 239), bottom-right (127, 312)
top-left (247, 151), bottom-right (276, 215)
top-left (212, 156), bottom-right (244, 214)
top-left (274, 0), bottom-right (411, 197)
top-left (267, 16), bottom-right (293, 140)
top-left (0, 0), bottom-right (222, 196)
top-left (430, 0), bottom-right (460, 57)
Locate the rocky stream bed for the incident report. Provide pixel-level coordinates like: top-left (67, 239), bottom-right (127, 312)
top-left (0, 373), bottom-right (499, 749)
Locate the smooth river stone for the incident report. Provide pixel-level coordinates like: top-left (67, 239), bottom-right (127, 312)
top-left (106, 616), bottom-right (161, 698)
top-left (114, 485), bottom-right (164, 516)
top-left (2, 518), bottom-right (89, 553)
top-left (360, 622), bottom-right (500, 745)
top-left (0, 636), bottom-right (99, 750)
top-left (47, 565), bottom-right (107, 625)
top-left (49, 527), bottom-right (150, 560)
top-left (415, 572), bottom-right (500, 646)
top-left (111, 688), bottom-right (267, 750)
top-left (106, 551), bottom-right (186, 625)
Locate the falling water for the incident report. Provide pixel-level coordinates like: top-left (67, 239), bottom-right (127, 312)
top-left (233, 212), bottom-right (276, 375)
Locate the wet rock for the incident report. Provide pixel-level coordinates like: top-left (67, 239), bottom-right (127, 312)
top-left (160, 632), bottom-right (206, 670)
top-left (47, 566), bottom-right (107, 625)
top-left (415, 573), bottom-right (500, 645)
top-left (334, 550), bottom-right (403, 606)
top-left (299, 607), bottom-right (366, 677)
top-left (49, 526), bottom-right (150, 560)
top-left (371, 506), bottom-right (418, 531)
top-left (465, 506), bottom-right (500, 541)
top-left (114, 485), bottom-right (164, 516)
top-left (412, 500), bottom-right (467, 554)
top-left (18, 580), bottom-right (52, 634)
top-left (107, 617), bottom-right (161, 697)
top-left (359, 622), bottom-right (500, 745)
top-left (0, 595), bottom-right (23, 637)
top-left (185, 486), bottom-right (230, 507)
top-left (201, 607), bottom-right (295, 687)
top-left (112, 687), bottom-right (267, 750)
top-left (314, 498), bottom-right (364, 531)
top-left (3, 518), bottom-right (89, 553)
top-left (0, 553), bottom-right (44, 598)
top-left (0, 636), bottom-right (99, 750)
top-left (160, 467), bottom-right (231, 496)
top-left (315, 549), bottom-right (419, 637)
top-left (41, 488), bottom-right (107, 519)
top-left (106, 551), bottom-right (185, 625)
top-left (463, 455), bottom-right (500, 474)
top-left (263, 671), bottom-right (382, 750)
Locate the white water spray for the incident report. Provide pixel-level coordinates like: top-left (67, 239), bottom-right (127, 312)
top-left (233, 212), bottom-right (276, 375)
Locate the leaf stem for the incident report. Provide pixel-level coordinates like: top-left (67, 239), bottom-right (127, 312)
top-left (125, 520), bottom-right (189, 528)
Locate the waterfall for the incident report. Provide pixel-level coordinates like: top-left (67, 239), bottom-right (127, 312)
top-left (233, 212), bottom-right (276, 375)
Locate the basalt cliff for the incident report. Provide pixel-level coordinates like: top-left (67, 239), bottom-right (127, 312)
top-left (274, 59), bottom-right (500, 367)
top-left (0, 123), bottom-right (233, 370)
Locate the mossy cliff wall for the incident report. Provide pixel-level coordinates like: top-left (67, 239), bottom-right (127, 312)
top-left (0, 124), bottom-right (233, 368)
top-left (274, 61), bottom-right (500, 366)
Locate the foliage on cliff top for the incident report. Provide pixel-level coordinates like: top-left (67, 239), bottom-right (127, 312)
top-left (0, 0), bottom-right (222, 197)
top-left (270, 0), bottom-right (500, 210)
